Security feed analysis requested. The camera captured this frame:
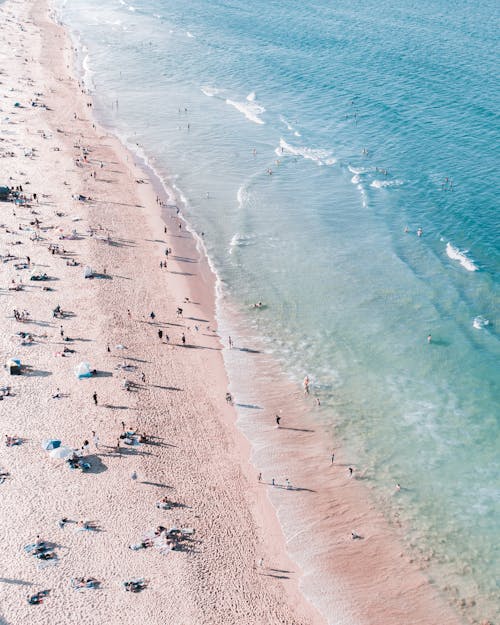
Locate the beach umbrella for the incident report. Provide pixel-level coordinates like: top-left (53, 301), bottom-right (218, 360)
top-left (75, 362), bottom-right (92, 379)
top-left (49, 446), bottom-right (74, 459)
top-left (42, 439), bottom-right (61, 451)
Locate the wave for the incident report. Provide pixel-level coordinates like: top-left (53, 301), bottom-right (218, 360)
top-left (279, 115), bottom-right (301, 137)
top-left (348, 165), bottom-right (373, 175)
top-left (226, 95), bottom-right (265, 125)
top-left (236, 184), bottom-right (246, 210)
top-left (82, 54), bottom-right (95, 91)
top-left (119, 0), bottom-right (136, 11)
top-left (201, 85), bottom-right (221, 97)
top-left (473, 316), bottom-right (489, 330)
top-left (186, 31), bottom-right (194, 38)
top-left (446, 242), bottom-right (478, 272)
top-left (370, 179), bottom-right (404, 189)
top-left (229, 233), bottom-right (256, 254)
top-left (351, 174), bottom-right (361, 184)
top-left (275, 138), bottom-right (335, 166)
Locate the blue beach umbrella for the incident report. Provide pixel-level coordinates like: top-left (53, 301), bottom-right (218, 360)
top-left (42, 439), bottom-right (61, 451)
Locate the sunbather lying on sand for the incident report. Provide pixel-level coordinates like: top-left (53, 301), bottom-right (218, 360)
top-left (27, 590), bottom-right (49, 605)
top-left (76, 519), bottom-right (98, 531)
top-left (71, 577), bottom-right (98, 589)
top-left (123, 578), bottom-right (146, 592)
top-left (5, 434), bottom-right (21, 446)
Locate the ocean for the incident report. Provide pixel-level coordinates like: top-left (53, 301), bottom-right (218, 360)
top-left (56, 0), bottom-right (499, 620)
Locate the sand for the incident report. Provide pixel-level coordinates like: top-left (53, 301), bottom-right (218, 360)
top-left (0, 0), bottom-right (474, 624)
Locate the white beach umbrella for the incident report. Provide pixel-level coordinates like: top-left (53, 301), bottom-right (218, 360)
top-left (49, 446), bottom-right (74, 459)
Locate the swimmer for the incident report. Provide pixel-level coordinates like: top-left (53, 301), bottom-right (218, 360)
top-left (417, 227), bottom-right (423, 237)
top-left (427, 334), bottom-right (432, 343)
top-left (404, 225), bottom-right (409, 233)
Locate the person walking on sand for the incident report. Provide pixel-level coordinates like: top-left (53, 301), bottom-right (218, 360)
top-left (131, 470), bottom-right (138, 482)
top-left (92, 391), bottom-right (98, 406)
top-left (258, 472), bottom-right (262, 482)
top-left (158, 329), bottom-right (163, 341)
top-left (275, 414), bottom-right (281, 427)
top-left (331, 452), bottom-right (335, 464)
top-left (228, 335), bottom-right (233, 349)
top-left (181, 333), bottom-right (186, 345)
top-left (92, 431), bottom-right (99, 450)
top-left (150, 311), bottom-right (156, 320)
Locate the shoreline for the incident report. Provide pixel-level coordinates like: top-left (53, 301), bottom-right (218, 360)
top-left (60, 12), bottom-right (477, 621)
top-left (0, 1), bottom-right (485, 624)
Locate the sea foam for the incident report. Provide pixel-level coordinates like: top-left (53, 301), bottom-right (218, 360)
top-left (201, 85), bottom-right (221, 97)
top-left (473, 316), bottom-right (489, 330)
top-left (226, 94), bottom-right (265, 125)
top-left (446, 242), bottom-right (478, 272)
top-left (276, 138), bottom-right (335, 166)
top-left (370, 179), bottom-right (403, 189)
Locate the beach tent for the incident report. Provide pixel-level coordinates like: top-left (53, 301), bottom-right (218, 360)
top-left (83, 266), bottom-right (93, 279)
top-left (6, 358), bottom-right (21, 375)
top-left (0, 186), bottom-right (10, 201)
top-left (75, 362), bottom-right (92, 379)
top-left (42, 439), bottom-right (61, 451)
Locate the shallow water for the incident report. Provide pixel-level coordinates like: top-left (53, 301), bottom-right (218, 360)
top-left (58, 0), bottom-right (499, 620)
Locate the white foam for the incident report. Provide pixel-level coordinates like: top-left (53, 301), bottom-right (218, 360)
top-left (351, 174), bottom-right (360, 184)
top-left (229, 233), bottom-right (256, 254)
top-left (236, 184), bottom-right (246, 209)
top-left (279, 115), bottom-right (293, 131)
top-left (348, 165), bottom-right (373, 175)
top-left (279, 115), bottom-right (302, 137)
top-left (473, 316), bottom-right (489, 330)
top-left (446, 242), bottom-right (478, 272)
top-left (246, 91), bottom-right (256, 102)
top-left (186, 31), bottom-right (194, 38)
top-left (275, 138), bottom-right (335, 166)
top-left (226, 97), bottom-right (265, 125)
top-left (82, 54), bottom-right (94, 91)
top-left (201, 85), bottom-right (220, 97)
top-left (370, 179), bottom-right (403, 189)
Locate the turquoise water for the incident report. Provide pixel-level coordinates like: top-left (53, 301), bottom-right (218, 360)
top-left (58, 0), bottom-right (499, 618)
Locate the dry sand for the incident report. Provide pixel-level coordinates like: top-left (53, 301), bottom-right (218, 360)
top-left (0, 0), bottom-right (474, 624)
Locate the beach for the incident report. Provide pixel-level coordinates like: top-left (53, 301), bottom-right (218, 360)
top-left (0, 0), bottom-right (489, 624)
